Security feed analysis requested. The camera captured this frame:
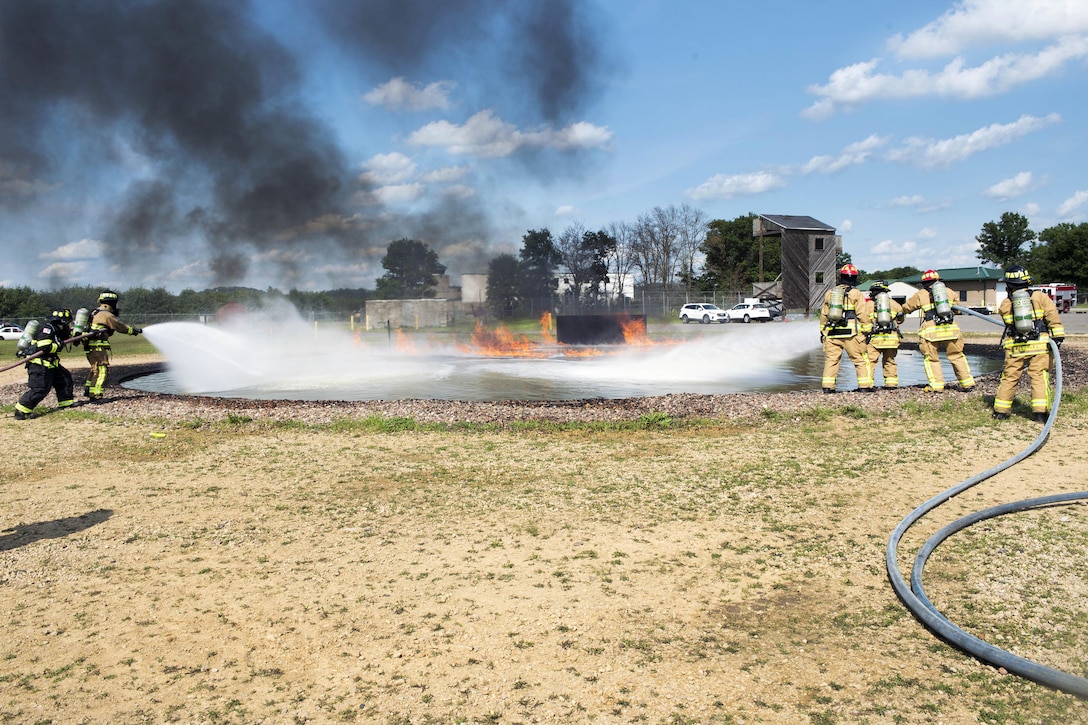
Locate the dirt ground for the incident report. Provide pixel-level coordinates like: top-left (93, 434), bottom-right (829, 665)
top-left (1, 347), bottom-right (1087, 724)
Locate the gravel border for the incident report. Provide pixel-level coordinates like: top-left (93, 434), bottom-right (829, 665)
top-left (4, 341), bottom-right (1085, 426)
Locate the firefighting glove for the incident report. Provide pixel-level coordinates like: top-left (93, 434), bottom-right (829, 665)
top-left (1054, 336), bottom-right (1064, 349)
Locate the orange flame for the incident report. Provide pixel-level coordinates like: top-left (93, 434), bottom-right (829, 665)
top-left (395, 329), bottom-right (418, 353)
top-left (540, 312), bottom-right (556, 344)
top-left (458, 321), bottom-right (551, 358)
top-left (618, 314), bottom-right (651, 345)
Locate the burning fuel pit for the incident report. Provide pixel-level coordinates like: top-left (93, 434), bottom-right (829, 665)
top-left (125, 318), bottom-right (1003, 403)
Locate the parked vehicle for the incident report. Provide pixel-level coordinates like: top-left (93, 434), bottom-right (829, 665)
top-left (1032, 283), bottom-right (1077, 312)
top-left (678, 303), bottom-right (729, 324)
top-left (0, 324), bottom-right (24, 341)
top-left (724, 302), bottom-right (772, 323)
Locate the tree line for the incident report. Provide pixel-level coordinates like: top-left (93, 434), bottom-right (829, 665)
top-left (4, 210), bottom-right (1085, 323)
top-left (0, 285), bottom-right (366, 323)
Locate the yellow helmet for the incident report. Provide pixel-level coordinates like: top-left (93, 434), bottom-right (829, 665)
top-left (1004, 264), bottom-right (1032, 289)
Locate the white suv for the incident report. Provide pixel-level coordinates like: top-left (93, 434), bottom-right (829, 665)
top-left (678, 303), bottom-right (729, 324)
top-left (724, 302), bottom-right (772, 323)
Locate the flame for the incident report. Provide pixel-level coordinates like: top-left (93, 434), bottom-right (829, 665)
top-left (618, 314), bottom-right (651, 345)
top-left (458, 321), bottom-right (551, 358)
top-left (540, 312), bottom-right (556, 344)
top-left (395, 329), bottom-right (419, 353)
top-left (445, 313), bottom-right (660, 359)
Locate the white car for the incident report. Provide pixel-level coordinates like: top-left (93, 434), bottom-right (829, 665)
top-left (724, 302), bottom-right (772, 323)
top-left (0, 324), bottom-right (24, 341)
top-left (678, 303), bottom-right (729, 324)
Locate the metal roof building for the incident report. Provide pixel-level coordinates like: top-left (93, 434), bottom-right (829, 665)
top-left (754, 214), bottom-right (840, 314)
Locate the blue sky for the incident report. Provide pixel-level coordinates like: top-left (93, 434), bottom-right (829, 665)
top-left (2, 0), bottom-right (1087, 292)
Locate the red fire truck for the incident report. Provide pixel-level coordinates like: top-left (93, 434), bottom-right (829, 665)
top-left (1032, 283), bottom-right (1077, 312)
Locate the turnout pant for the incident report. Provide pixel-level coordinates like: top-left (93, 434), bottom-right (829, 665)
top-left (867, 346), bottom-right (899, 388)
top-left (918, 337), bottom-right (974, 391)
top-left (16, 364), bottom-right (75, 415)
top-left (994, 352), bottom-right (1052, 415)
top-left (85, 349), bottom-right (111, 398)
top-left (822, 334), bottom-right (873, 390)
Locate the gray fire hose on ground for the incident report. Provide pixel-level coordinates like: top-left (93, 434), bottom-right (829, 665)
top-left (886, 305), bottom-right (1088, 698)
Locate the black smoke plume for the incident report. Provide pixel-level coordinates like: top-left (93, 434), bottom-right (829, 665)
top-left (0, 0), bottom-right (611, 288)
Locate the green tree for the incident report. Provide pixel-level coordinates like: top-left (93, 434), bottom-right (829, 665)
top-left (864, 266), bottom-right (921, 283)
top-left (375, 239), bottom-right (446, 299)
top-left (582, 229), bottom-right (617, 301)
top-left (1030, 222), bottom-right (1088, 288)
top-left (976, 212), bottom-right (1035, 268)
top-left (485, 254), bottom-right (521, 319)
top-left (518, 229), bottom-right (561, 306)
top-left (701, 213), bottom-right (779, 289)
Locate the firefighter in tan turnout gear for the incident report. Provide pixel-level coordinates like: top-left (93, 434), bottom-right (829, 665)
top-left (820, 263), bottom-right (874, 393)
top-left (865, 280), bottom-right (904, 388)
top-left (900, 270), bottom-right (975, 392)
top-left (993, 265), bottom-right (1065, 422)
top-left (83, 290), bottom-right (142, 402)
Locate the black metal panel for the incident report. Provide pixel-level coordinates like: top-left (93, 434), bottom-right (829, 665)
top-left (556, 314), bottom-right (646, 345)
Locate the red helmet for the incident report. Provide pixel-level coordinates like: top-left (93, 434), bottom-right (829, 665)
top-left (921, 269), bottom-right (940, 284)
top-left (839, 263), bottom-right (859, 285)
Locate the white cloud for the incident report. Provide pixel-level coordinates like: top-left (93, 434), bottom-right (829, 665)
top-left (359, 183), bottom-right (427, 206)
top-left (804, 39), bottom-right (1088, 116)
top-left (984, 171), bottom-right (1034, 199)
top-left (885, 113), bottom-right (1060, 168)
top-left (440, 184), bottom-right (475, 199)
top-left (41, 238), bottom-right (104, 260)
top-left (1057, 189), bottom-right (1088, 216)
top-left (1022, 202), bottom-right (1042, 216)
top-left (918, 227), bottom-right (939, 241)
top-left (554, 205), bottom-right (576, 216)
top-left (419, 165), bottom-right (468, 183)
top-left (685, 171), bottom-right (786, 201)
top-left (162, 260), bottom-right (210, 283)
top-left (890, 194), bottom-right (926, 207)
top-left (839, 219), bottom-right (854, 233)
top-left (38, 261), bottom-right (89, 279)
top-left (889, 0), bottom-right (1088, 58)
top-left (801, 135), bottom-right (889, 174)
top-left (870, 239), bottom-right (918, 256)
top-left (407, 110), bottom-right (613, 158)
top-left (359, 152), bottom-right (417, 185)
top-left (887, 195), bottom-right (952, 213)
top-left (0, 160), bottom-right (59, 197)
top-left (362, 77), bottom-right (455, 111)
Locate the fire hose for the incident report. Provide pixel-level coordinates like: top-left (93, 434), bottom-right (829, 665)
top-left (886, 305), bottom-right (1088, 698)
top-left (0, 332), bottom-right (100, 375)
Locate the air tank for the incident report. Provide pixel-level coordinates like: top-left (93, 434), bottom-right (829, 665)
top-left (72, 307), bottom-right (91, 336)
top-left (16, 320), bottom-right (41, 355)
top-left (1011, 288), bottom-right (1036, 336)
top-left (874, 291), bottom-right (893, 326)
top-left (930, 280), bottom-right (952, 319)
top-left (827, 286), bottom-right (845, 323)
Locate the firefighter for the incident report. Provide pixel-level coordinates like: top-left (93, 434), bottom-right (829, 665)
top-left (900, 269), bottom-right (975, 392)
top-left (865, 280), bottom-right (904, 388)
top-left (83, 290), bottom-right (142, 402)
top-left (992, 265), bottom-right (1065, 422)
top-left (13, 310), bottom-right (76, 420)
top-left (820, 263), bottom-right (874, 393)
